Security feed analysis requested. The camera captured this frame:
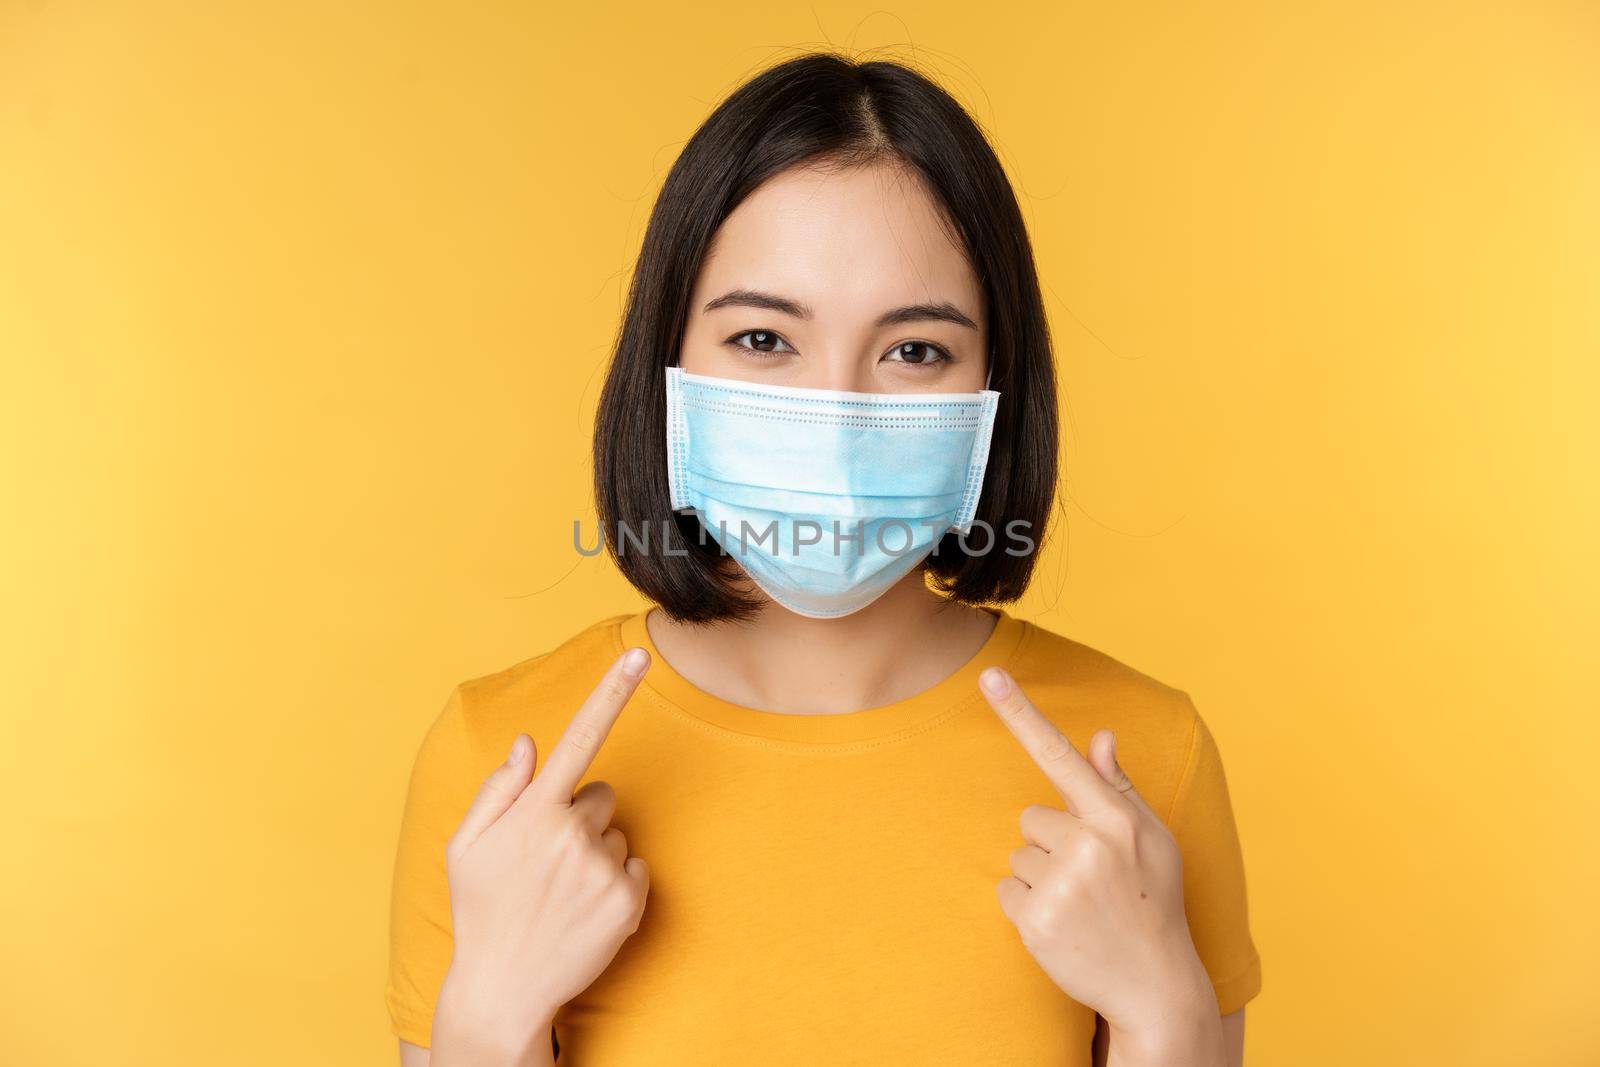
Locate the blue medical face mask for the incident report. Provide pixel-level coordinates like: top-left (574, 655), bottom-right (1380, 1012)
top-left (665, 366), bottom-right (1000, 619)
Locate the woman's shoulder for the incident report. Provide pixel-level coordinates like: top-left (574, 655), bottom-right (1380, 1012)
top-left (1008, 616), bottom-right (1211, 816)
top-left (1011, 617), bottom-right (1193, 703)
top-left (419, 612), bottom-right (642, 769)
top-left (457, 611), bottom-right (638, 705)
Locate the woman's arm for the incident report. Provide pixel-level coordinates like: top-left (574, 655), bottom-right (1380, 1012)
top-left (403, 1017), bottom-right (560, 1067)
top-left (1088, 1011), bottom-right (1248, 1067)
top-left (1221, 1010), bottom-right (1245, 1065)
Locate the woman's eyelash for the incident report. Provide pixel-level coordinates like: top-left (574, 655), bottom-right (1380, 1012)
top-left (723, 332), bottom-right (953, 366)
top-left (883, 341), bottom-right (953, 365)
top-left (723, 330), bottom-right (794, 355)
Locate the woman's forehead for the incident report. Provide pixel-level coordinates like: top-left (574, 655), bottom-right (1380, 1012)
top-left (695, 162), bottom-right (982, 320)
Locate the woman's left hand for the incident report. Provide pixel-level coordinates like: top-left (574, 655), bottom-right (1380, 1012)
top-left (978, 667), bottom-right (1224, 1063)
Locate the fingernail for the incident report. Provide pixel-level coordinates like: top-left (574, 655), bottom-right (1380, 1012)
top-left (979, 667), bottom-right (1010, 698)
top-left (507, 734), bottom-right (527, 764)
top-left (621, 647), bottom-right (649, 678)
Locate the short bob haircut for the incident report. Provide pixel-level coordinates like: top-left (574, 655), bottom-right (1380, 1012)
top-left (593, 52), bottom-right (1059, 623)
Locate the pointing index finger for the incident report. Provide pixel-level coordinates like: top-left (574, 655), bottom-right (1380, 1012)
top-left (533, 646), bottom-right (650, 801)
top-left (979, 666), bottom-right (1112, 814)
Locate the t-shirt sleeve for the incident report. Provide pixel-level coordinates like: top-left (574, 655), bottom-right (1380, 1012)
top-left (385, 683), bottom-right (483, 1048)
top-left (1165, 697), bottom-right (1263, 1016)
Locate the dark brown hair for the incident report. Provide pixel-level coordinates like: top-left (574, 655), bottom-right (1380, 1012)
top-left (593, 52), bottom-right (1058, 623)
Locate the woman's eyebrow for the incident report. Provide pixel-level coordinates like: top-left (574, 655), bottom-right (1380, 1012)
top-left (874, 301), bottom-right (978, 330)
top-left (703, 288), bottom-right (978, 330)
top-left (703, 288), bottom-right (812, 318)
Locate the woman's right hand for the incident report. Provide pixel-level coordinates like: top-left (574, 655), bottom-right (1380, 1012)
top-left (428, 647), bottom-right (653, 1067)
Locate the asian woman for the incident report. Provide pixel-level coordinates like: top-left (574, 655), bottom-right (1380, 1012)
top-left (388, 51), bottom-right (1260, 1066)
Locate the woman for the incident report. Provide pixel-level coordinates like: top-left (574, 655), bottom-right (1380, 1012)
top-left (388, 53), bottom-right (1260, 1066)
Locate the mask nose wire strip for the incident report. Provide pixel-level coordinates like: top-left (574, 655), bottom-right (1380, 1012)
top-left (671, 354), bottom-right (995, 390)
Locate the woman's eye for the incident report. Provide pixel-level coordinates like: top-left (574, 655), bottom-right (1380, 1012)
top-left (726, 330), bottom-right (795, 355)
top-left (883, 341), bottom-right (951, 366)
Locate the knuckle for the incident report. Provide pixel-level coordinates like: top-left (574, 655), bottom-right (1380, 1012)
top-left (475, 776), bottom-right (509, 804)
top-left (1023, 898), bottom-right (1062, 937)
top-left (565, 721), bottom-right (601, 752)
top-left (1107, 806), bottom-right (1140, 838)
top-left (1069, 833), bottom-right (1109, 869)
top-left (609, 881), bottom-right (643, 922)
top-left (1036, 876), bottom-right (1075, 908)
top-left (1084, 842), bottom-right (1118, 878)
top-left (606, 867), bottom-right (635, 898)
top-left (590, 853), bottom-right (621, 888)
top-left (1020, 808), bottom-right (1067, 849)
top-left (1018, 803), bottom-right (1051, 834)
top-left (576, 780), bottom-right (616, 813)
top-left (444, 834), bottom-right (467, 868)
top-left (1037, 737), bottom-right (1074, 764)
top-left (604, 861), bottom-right (640, 901)
top-left (554, 817), bottom-right (589, 853)
top-left (1147, 822), bottom-right (1180, 861)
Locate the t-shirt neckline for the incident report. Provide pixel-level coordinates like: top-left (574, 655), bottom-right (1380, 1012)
top-left (615, 606), bottom-right (1031, 748)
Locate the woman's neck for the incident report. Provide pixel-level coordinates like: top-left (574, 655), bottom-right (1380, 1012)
top-left (644, 573), bottom-right (998, 715)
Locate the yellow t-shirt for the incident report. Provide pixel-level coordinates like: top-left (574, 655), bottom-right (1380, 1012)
top-left (387, 608), bottom-right (1262, 1063)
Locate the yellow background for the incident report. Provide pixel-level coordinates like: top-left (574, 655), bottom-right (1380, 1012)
top-left (3, 2), bottom-right (1595, 1063)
